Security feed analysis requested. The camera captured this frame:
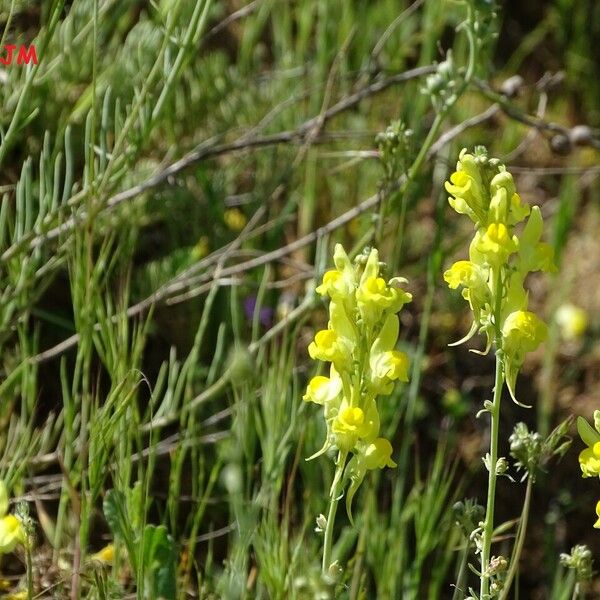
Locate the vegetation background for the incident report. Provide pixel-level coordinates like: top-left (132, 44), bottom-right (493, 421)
top-left (0, 0), bottom-right (599, 598)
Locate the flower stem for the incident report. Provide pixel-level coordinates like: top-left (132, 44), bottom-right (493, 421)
top-left (322, 451), bottom-right (347, 574)
top-left (480, 351), bottom-right (504, 598)
top-left (499, 475), bottom-right (532, 599)
top-left (26, 544), bottom-right (33, 598)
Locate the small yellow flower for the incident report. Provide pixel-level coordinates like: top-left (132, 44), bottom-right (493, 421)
top-left (475, 222), bottom-right (518, 263)
top-left (579, 442), bottom-right (600, 478)
top-left (0, 481), bottom-right (25, 555)
top-left (594, 500), bottom-right (600, 529)
top-left (556, 303), bottom-right (588, 341)
top-left (502, 310), bottom-right (547, 404)
top-left (371, 350), bottom-right (409, 383)
top-left (316, 270), bottom-right (354, 300)
top-left (223, 208), bottom-right (247, 232)
top-left (308, 329), bottom-right (352, 367)
top-left (191, 236), bottom-right (210, 260)
top-left (302, 374), bottom-right (342, 405)
top-left (91, 543), bottom-right (115, 565)
top-left (337, 407), bottom-right (365, 431)
top-left (502, 310), bottom-right (547, 360)
top-left (445, 151), bottom-right (488, 224)
top-left (363, 438), bottom-right (397, 470)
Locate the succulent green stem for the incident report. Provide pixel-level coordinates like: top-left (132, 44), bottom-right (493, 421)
top-left (480, 351), bottom-right (504, 598)
top-left (499, 475), bottom-right (532, 599)
top-left (322, 451), bottom-right (348, 575)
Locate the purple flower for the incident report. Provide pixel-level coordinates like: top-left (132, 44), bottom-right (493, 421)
top-left (244, 295), bottom-right (274, 329)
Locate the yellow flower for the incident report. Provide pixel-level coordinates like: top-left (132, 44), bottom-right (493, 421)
top-left (577, 415), bottom-right (600, 478)
top-left (579, 442), bottom-right (600, 478)
top-left (502, 310), bottom-right (547, 404)
top-left (337, 407), bottom-right (365, 431)
top-left (0, 482), bottom-right (25, 555)
top-left (302, 374), bottom-right (342, 405)
top-left (363, 438), bottom-right (397, 470)
top-left (371, 350), bottom-right (409, 383)
top-left (474, 222), bottom-right (517, 264)
top-left (595, 500), bottom-right (600, 529)
top-left (91, 543), bottom-right (115, 565)
top-left (0, 515), bottom-right (24, 554)
top-left (191, 236), bottom-right (210, 260)
top-left (344, 437), bottom-right (397, 523)
top-left (316, 244), bottom-right (358, 304)
top-left (332, 406), bottom-right (368, 451)
top-left (556, 303), bottom-right (588, 341)
top-left (502, 310), bottom-right (547, 360)
top-left (445, 151), bottom-right (488, 225)
top-left (316, 270), bottom-right (353, 300)
top-left (223, 208), bottom-right (247, 232)
top-left (307, 328), bottom-right (352, 367)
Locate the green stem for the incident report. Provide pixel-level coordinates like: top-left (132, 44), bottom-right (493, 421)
top-left (499, 475), bottom-right (533, 599)
top-left (480, 351), bottom-right (504, 599)
top-left (26, 544), bottom-right (33, 599)
top-left (322, 451), bottom-right (347, 574)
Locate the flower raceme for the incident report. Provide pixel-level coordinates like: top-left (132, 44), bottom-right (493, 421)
top-left (304, 244), bottom-right (411, 519)
top-left (443, 148), bottom-right (554, 404)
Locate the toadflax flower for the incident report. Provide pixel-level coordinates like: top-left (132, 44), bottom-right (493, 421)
top-left (444, 147), bottom-right (555, 404)
top-left (0, 480), bottom-right (25, 554)
top-left (575, 412), bottom-right (600, 527)
top-left (304, 244), bottom-right (411, 517)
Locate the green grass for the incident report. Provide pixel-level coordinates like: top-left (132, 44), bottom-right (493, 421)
top-left (0, 0), bottom-right (599, 598)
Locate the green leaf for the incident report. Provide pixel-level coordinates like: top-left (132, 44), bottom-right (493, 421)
top-left (141, 525), bottom-right (177, 600)
top-left (577, 416), bottom-right (600, 447)
top-left (103, 489), bottom-right (138, 573)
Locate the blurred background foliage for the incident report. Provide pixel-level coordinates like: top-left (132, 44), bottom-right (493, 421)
top-left (0, 0), bottom-right (599, 598)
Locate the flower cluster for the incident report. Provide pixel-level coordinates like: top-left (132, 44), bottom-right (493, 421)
top-left (0, 480), bottom-right (25, 554)
top-left (304, 244), bottom-right (411, 519)
top-left (443, 148), bottom-right (555, 404)
top-left (577, 413), bottom-right (600, 527)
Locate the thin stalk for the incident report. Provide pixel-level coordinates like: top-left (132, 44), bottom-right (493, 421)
top-left (26, 544), bottom-right (33, 599)
top-left (480, 351), bottom-right (504, 598)
top-left (452, 541), bottom-right (471, 600)
top-left (322, 451), bottom-right (347, 574)
top-left (500, 476), bottom-right (533, 599)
